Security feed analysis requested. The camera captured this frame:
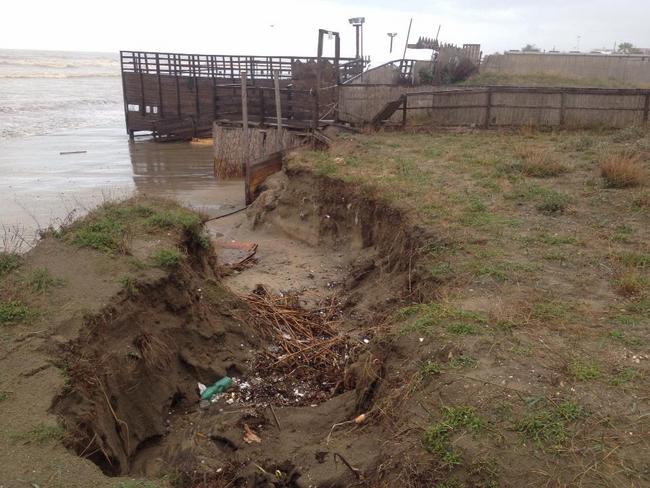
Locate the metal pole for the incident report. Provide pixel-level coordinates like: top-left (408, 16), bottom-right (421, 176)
top-left (402, 18), bottom-right (413, 61)
top-left (355, 25), bottom-right (361, 58)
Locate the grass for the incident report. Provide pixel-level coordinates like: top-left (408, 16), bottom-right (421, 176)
top-left (398, 302), bottom-right (486, 336)
top-left (617, 251), bottom-right (650, 268)
top-left (23, 267), bottom-right (65, 294)
top-left (119, 275), bottom-right (139, 296)
top-left (419, 360), bottom-right (442, 378)
top-left (608, 330), bottom-right (644, 347)
top-left (0, 301), bottom-right (31, 324)
top-left (600, 155), bottom-right (646, 188)
top-left (0, 252), bottom-right (21, 278)
top-left (13, 423), bottom-right (65, 444)
top-left (567, 359), bottom-right (601, 381)
top-left (614, 271), bottom-right (646, 297)
top-left (64, 199), bottom-right (204, 254)
top-left (69, 217), bottom-right (126, 253)
top-left (517, 400), bottom-right (585, 449)
top-left (0, 391), bottom-right (10, 402)
top-left (521, 155), bottom-right (568, 178)
top-left (145, 208), bottom-right (201, 230)
top-left (536, 190), bottom-right (570, 215)
top-left (423, 406), bottom-right (483, 466)
top-left (447, 322), bottom-right (481, 335)
top-left (151, 249), bottom-right (182, 268)
top-left (610, 367), bottom-right (639, 386)
top-left (448, 355), bottom-right (478, 369)
top-left (115, 481), bottom-right (160, 488)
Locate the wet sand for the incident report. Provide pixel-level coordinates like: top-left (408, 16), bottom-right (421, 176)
top-left (0, 127), bottom-right (244, 247)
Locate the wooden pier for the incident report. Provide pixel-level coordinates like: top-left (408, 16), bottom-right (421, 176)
top-left (120, 51), bottom-right (364, 140)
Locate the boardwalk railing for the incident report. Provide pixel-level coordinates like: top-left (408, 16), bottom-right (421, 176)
top-left (121, 51), bottom-right (361, 82)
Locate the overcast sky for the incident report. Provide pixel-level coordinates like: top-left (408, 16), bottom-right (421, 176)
top-left (2, 0), bottom-right (649, 63)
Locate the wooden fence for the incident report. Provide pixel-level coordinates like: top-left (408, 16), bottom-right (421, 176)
top-left (121, 51), bottom-right (362, 139)
top-left (339, 84), bottom-right (650, 128)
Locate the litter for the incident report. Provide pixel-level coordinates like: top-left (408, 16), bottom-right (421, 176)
top-left (243, 424), bottom-right (262, 444)
top-left (200, 377), bottom-right (233, 401)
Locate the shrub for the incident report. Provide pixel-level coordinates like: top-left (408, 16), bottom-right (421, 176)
top-left (615, 271), bottom-right (645, 297)
top-left (600, 155), bottom-right (646, 188)
top-left (152, 249), bottom-right (182, 268)
top-left (522, 156), bottom-right (568, 178)
top-left (24, 268), bottom-right (65, 293)
top-left (0, 301), bottom-right (31, 324)
top-left (0, 253), bottom-right (21, 278)
top-left (537, 191), bottom-right (570, 215)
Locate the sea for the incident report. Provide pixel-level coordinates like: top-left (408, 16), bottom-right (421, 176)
top-left (0, 49), bottom-right (242, 250)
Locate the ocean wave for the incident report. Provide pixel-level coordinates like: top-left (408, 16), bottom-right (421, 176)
top-left (0, 57), bottom-right (118, 69)
top-left (0, 72), bottom-right (120, 79)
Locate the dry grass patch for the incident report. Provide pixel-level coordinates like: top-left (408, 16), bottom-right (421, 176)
top-left (514, 144), bottom-right (569, 178)
top-left (600, 154), bottom-right (646, 188)
top-left (615, 271), bottom-right (646, 297)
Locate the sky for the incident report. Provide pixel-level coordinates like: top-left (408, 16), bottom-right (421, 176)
top-left (2, 0), bottom-right (649, 63)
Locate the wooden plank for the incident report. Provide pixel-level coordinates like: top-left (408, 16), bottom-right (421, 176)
top-left (484, 88), bottom-right (492, 128)
top-left (241, 71), bottom-right (249, 177)
top-left (273, 70), bottom-right (283, 147)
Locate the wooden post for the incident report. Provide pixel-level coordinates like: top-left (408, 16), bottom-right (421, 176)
top-left (273, 70), bottom-right (283, 150)
top-left (119, 51), bottom-right (131, 138)
top-left (644, 93), bottom-right (650, 124)
top-left (484, 88), bottom-right (492, 129)
top-left (259, 87), bottom-right (266, 126)
top-left (156, 53), bottom-right (163, 118)
top-left (402, 95), bottom-right (407, 127)
top-left (241, 71), bottom-right (250, 181)
top-left (559, 91), bottom-right (566, 127)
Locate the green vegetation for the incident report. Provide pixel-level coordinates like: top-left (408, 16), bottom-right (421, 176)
top-left (0, 252), bottom-right (21, 278)
top-left (13, 423), bottom-right (65, 444)
top-left (447, 322), bottom-right (481, 335)
top-left (448, 355), bottom-right (478, 369)
top-left (610, 367), bottom-right (639, 386)
top-left (536, 190), bottom-right (570, 215)
top-left (64, 199), bottom-right (204, 254)
top-left (399, 302), bottom-right (486, 336)
top-left (119, 275), bottom-right (139, 296)
top-left (517, 400), bottom-right (585, 449)
top-left (608, 330), bottom-right (644, 347)
top-left (152, 249), bottom-right (182, 268)
top-left (567, 359), bottom-right (601, 381)
top-left (0, 301), bottom-right (31, 324)
top-left (23, 267), bottom-right (65, 293)
top-left (0, 391), bottom-right (10, 402)
top-left (423, 406), bottom-right (484, 466)
top-left (419, 360), bottom-right (442, 378)
top-left (115, 482), bottom-right (160, 488)
top-left (145, 208), bottom-right (201, 230)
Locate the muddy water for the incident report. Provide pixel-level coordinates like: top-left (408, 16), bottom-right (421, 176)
top-left (0, 49), bottom-right (244, 249)
top-left (0, 128), bottom-right (244, 247)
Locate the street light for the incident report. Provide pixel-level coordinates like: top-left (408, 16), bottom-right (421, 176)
top-left (349, 17), bottom-right (365, 59)
top-left (387, 33), bottom-right (397, 54)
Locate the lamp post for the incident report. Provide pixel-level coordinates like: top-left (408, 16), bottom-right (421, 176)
top-left (349, 17), bottom-right (365, 59)
top-left (387, 33), bottom-right (397, 54)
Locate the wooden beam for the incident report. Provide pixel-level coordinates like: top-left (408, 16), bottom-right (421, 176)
top-left (273, 70), bottom-right (283, 149)
top-left (241, 71), bottom-right (250, 178)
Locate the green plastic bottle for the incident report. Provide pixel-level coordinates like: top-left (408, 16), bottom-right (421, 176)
top-left (200, 377), bottom-right (233, 400)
